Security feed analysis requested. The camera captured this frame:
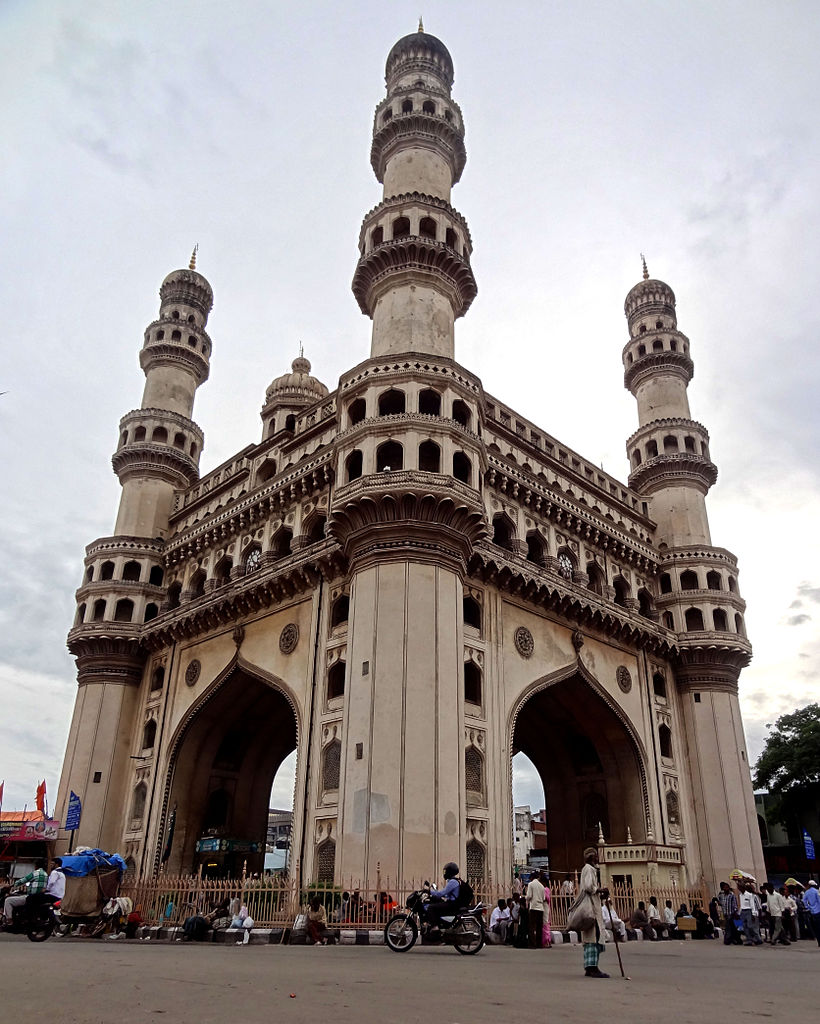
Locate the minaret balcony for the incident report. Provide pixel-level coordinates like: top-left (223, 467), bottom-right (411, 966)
top-left (112, 442), bottom-right (199, 487)
top-left (352, 235), bottom-right (477, 318)
top-left (628, 453), bottom-right (717, 495)
top-left (139, 336), bottom-right (210, 386)
top-left (370, 111), bottom-right (466, 184)
top-left (623, 348), bottom-right (693, 391)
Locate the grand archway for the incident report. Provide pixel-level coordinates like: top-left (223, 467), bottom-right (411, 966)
top-left (512, 670), bottom-right (648, 881)
top-left (163, 663), bottom-right (298, 877)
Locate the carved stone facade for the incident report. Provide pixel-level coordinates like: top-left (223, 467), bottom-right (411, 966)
top-left (56, 28), bottom-right (765, 891)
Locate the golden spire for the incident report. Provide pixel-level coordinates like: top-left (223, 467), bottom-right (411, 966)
top-left (418, 16), bottom-right (424, 32)
top-left (189, 244), bottom-right (199, 271)
top-left (640, 253), bottom-right (649, 280)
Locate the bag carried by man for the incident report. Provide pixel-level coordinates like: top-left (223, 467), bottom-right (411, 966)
top-left (567, 890), bottom-right (596, 932)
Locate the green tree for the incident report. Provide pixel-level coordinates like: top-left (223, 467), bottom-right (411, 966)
top-left (754, 703), bottom-right (820, 840)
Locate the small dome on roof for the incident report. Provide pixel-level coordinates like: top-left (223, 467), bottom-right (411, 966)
top-left (264, 355), bottom-right (329, 407)
top-left (385, 30), bottom-right (454, 88)
top-left (387, 31), bottom-right (453, 69)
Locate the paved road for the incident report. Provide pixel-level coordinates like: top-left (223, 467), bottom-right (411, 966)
top-left (2, 933), bottom-right (817, 1023)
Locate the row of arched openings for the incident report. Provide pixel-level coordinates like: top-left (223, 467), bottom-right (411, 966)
top-left (76, 597), bottom-right (159, 626)
top-left (86, 561), bottom-right (164, 585)
top-left (346, 442), bottom-right (472, 484)
top-left (381, 98), bottom-right (454, 121)
top-left (348, 389), bottom-right (471, 429)
top-left (152, 327), bottom-right (208, 355)
top-left (120, 425), bottom-right (198, 458)
top-left (660, 569), bottom-right (737, 593)
top-left (631, 434), bottom-right (707, 466)
top-left (370, 220), bottom-right (462, 252)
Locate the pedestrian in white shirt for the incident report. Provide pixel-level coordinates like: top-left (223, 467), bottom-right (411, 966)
top-left (663, 899), bottom-right (678, 937)
top-left (599, 889), bottom-right (627, 941)
top-left (763, 883), bottom-right (789, 946)
top-left (489, 899), bottom-right (511, 944)
top-left (46, 858), bottom-right (66, 901)
top-left (737, 882), bottom-right (763, 945)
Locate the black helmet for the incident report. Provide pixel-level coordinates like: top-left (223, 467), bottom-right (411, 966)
top-left (443, 862), bottom-right (459, 879)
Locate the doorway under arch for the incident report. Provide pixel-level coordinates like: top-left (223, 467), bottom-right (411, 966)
top-left (511, 670), bottom-right (648, 879)
top-left (162, 663), bottom-right (298, 877)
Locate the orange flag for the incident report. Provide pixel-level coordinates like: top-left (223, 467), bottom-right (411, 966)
top-left (36, 780), bottom-right (46, 813)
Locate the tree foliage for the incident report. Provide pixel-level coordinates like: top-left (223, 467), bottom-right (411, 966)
top-left (754, 703), bottom-right (820, 836)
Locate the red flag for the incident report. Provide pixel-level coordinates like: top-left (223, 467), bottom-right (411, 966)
top-left (36, 780), bottom-right (46, 813)
top-left (0, 780), bottom-right (4, 812)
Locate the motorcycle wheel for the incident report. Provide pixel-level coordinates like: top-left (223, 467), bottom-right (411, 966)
top-left (384, 913), bottom-right (418, 952)
top-left (452, 915), bottom-right (484, 955)
top-left (26, 916), bottom-right (54, 943)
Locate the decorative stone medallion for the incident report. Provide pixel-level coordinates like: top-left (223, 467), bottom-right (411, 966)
top-left (279, 622), bottom-right (299, 654)
top-left (513, 626), bottom-right (534, 659)
top-left (185, 659), bottom-right (201, 687)
top-left (616, 665), bottom-right (632, 693)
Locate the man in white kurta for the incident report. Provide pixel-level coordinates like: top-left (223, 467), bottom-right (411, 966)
top-left (580, 847), bottom-right (607, 978)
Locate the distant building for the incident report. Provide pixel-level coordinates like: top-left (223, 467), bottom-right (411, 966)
top-left (267, 808), bottom-right (292, 852)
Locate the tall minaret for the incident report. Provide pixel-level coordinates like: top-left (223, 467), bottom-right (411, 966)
top-left (56, 255), bottom-right (213, 852)
top-left (352, 24), bottom-right (477, 358)
top-left (622, 261), bottom-right (765, 884)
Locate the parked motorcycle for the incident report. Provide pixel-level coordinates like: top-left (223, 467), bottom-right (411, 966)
top-left (384, 887), bottom-right (485, 954)
top-left (6, 894), bottom-right (61, 942)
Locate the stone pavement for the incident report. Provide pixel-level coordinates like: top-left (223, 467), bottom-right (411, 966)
top-left (1, 932), bottom-right (816, 1024)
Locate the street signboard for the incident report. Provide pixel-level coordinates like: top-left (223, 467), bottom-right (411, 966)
top-left (803, 829), bottom-right (816, 861)
top-left (65, 792), bottom-right (82, 831)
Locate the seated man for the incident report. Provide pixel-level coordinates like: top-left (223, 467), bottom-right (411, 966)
top-left (306, 897), bottom-right (336, 945)
top-left (424, 862), bottom-right (463, 930)
top-left (600, 890), bottom-right (627, 941)
top-left (630, 901), bottom-right (656, 940)
top-left (648, 896), bottom-right (668, 938)
top-left (663, 899), bottom-right (678, 938)
top-left (489, 899), bottom-right (511, 944)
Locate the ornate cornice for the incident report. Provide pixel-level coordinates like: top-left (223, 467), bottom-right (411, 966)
top-left (628, 453), bottom-right (717, 495)
top-left (624, 351), bottom-right (693, 392)
top-left (339, 354), bottom-right (483, 398)
top-left (336, 412), bottom-right (480, 447)
top-left (352, 236), bottom-right (477, 318)
top-left (626, 417), bottom-right (709, 449)
top-left (118, 409), bottom-right (204, 446)
top-left (139, 341), bottom-right (209, 386)
top-left (370, 112), bottom-right (465, 183)
top-left (112, 443), bottom-right (199, 487)
top-left (358, 192), bottom-right (473, 250)
top-left (68, 631), bottom-right (146, 685)
top-left (84, 536), bottom-right (165, 559)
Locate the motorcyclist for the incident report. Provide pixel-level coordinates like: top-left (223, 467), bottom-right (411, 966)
top-left (424, 862), bottom-right (463, 930)
top-left (2, 858), bottom-right (48, 926)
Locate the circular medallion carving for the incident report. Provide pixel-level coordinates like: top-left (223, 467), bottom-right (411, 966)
top-left (279, 623), bottom-right (299, 655)
top-left (514, 626), bottom-right (534, 659)
top-left (185, 659), bottom-right (201, 687)
top-left (616, 665), bottom-right (632, 693)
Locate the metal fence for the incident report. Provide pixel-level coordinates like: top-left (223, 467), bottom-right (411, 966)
top-left (121, 873), bottom-right (710, 932)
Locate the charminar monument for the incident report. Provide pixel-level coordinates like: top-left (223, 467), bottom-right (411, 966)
top-left (56, 26), bottom-right (765, 891)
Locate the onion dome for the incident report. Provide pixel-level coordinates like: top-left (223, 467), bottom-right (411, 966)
top-left (264, 355), bottom-right (329, 407)
top-left (624, 256), bottom-right (677, 335)
top-left (159, 248), bottom-right (214, 322)
top-left (385, 28), bottom-right (454, 90)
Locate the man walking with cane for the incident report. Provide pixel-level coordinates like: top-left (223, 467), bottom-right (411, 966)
top-left (580, 847), bottom-right (608, 978)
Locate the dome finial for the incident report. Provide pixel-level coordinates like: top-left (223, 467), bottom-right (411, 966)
top-left (418, 15), bottom-right (424, 32)
top-left (189, 244), bottom-right (199, 271)
top-left (299, 340), bottom-right (304, 359)
top-left (640, 253), bottom-right (649, 280)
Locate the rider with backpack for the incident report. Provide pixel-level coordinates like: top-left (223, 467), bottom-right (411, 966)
top-left (424, 862), bottom-right (470, 930)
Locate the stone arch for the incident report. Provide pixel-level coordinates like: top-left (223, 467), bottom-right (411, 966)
top-left (315, 838), bottom-right (336, 883)
top-left (586, 561), bottom-right (606, 596)
top-left (612, 575), bottom-right (631, 607)
top-left (491, 512), bottom-right (516, 551)
top-left (376, 439), bottom-right (403, 471)
top-left (465, 838), bottom-right (485, 881)
top-left (321, 739), bottom-right (341, 791)
top-left (525, 530), bottom-right (547, 567)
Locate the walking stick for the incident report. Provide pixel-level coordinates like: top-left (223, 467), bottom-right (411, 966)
top-left (606, 898), bottom-right (630, 980)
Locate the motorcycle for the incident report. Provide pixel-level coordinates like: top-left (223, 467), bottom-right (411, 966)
top-left (384, 886), bottom-right (485, 954)
top-left (5, 894), bottom-right (61, 942)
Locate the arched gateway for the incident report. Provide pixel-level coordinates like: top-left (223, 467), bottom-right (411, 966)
top-left (158, 659), bottom-right (298, 876)
top-left (56, 28), bottom-right (765, 895)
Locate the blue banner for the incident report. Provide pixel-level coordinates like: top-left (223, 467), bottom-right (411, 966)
top-left (803, 829), bottom-right (816, 861)
top-left (65, 791), bottom-right (82, 831)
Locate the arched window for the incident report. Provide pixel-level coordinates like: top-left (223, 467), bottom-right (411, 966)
top-left (330, 595), bottom-right (349, 629)
top-left (670, 339), bottom-right (678, 351)
top-left (85, 566), bottom-right (94, 582)
top-left (190, 442), bottom-right (198, 457)
top-left (646, 439), bottom-right (658, 458)
top-left (304, 514), bottom-right (327, 544)
top-left (492, 514), bottom-right (515, 551)
top-left (134, 426), bottom-right (146, 442)
top-left (466, 840), bottom-right (485, 881)
top-left (150, 667), bottom-right (164, 692)
top-left (346, 450), bottom-right (363, 482)
top-left (464, 662), bottom-right (482, 705)
top-left (587, 562), bottom-right (605, 596)
top-left (131, 783), bottom-right (147, 820)
top-left (151, 426), bottom-right (168, 443)
top-left (632, 448), bottom-right (642, 467)
top-left (156, 330), bottom-right (165, 341)
top-left (685, 607), bottom-right (704, 631)
top-left (452, 451), bottom-right (471, 484)
top-left (392, 216), bottom-right (410, 238)
top-left (171, 329), bottom-right (181, 341)
top-left (327, 661), bottom-right (346, 700)
top-left (114, 598), bottom-right (134, 622)
top-left (142, 719), bottom-right (157, 750)
top-left (382, 108), bottom-right (392, 123)
top-left (419, 216), bottom-right (436, 239)
top-left (659, 724), bottom-right (673, 759)
top-left (452, 400), bottom-right (470, 428)
top-left (271, 528), bottom-right (293, 559)
top-left (149, 565), bottom-right (164, 586)
top-left (284, 414), bottom-right (296, 432)
top-left (463, 595), bottom-right (481, 631)
top-left (378, 389), bottom-right (405, 416)
top-left (653, 672), bottom-right (667, 699)
top-left (666, 789), bottom-right (680, 826)
top-left (92, 599), bottom-right (106, 621)
top-left (713, 608), bottom-right (728, 631)
top-left (167, 582), bottom-right (182, 610)
top-left (706, 570), bottom-right (722, 590)
top-left (75, 603), bottom-right (86, 626)
top-left (316, 839), bottom-right (336, 883)
top-left (659, 573), bottom-right (672, 594)
top-left (680, 570), bottom-right (699, 591)
top-left (418, 388), bottom-right (441, 416)
top-left (662, 611), bottom-right (674, 630)
top-left (401, 98), bottom-right (413, 113)
top-left (187, 335), bottom-right (197, 348)
top-left (653, 339), bottom-right (664, 351)
top-left (445, 227), bottom-right (458, 250)
top-left (556, 548), bottom-right (575, 581)
top-left (188, 569), bottom-right (206, 599)
top-left (100, 561), bottom-right (115, 581)
top-left (637, 587), bottom-right (654, 618)
top-left (348, 398), bottom-right (366, 426)
top-left (213, 556), bottom-right (233, 586)
top-left (728, 576), bottom-right (737, 593)
top-left (376, 440), bottom-right (403, 471)
top-left (613, 576), bottom-right (630, 607)
top-left (371, 225), bottom-right (384, 247)
top-left (526, 531), bottom-right (546, 566)
top-left (663, 435), bottom-right (679, 453)
top-left (735, 613), bottom-right (745, 635)
top-left (656, 320), bottom-right (664, 329)
top-left (465, 746), bottom-right (483, 798)
top-left (418, 439), bottom-right (440, 473)
top-left (173, 432), bottom-right (186, 449)
top-left (322, 740), bottom-right (341, 791)
top-left (684, 435), bottom-right (696, 452)
top-left (422, 99), bottom-right (435, 114)
top-left (143, 602), bottom-right (158, 622)
top-left (122, 560), bottom-right (141, 582)
top-left (638, 343), bottom-right (647, 356)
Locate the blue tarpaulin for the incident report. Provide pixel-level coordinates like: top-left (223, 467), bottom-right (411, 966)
top-left (60, 849), bottom-right (127, 877)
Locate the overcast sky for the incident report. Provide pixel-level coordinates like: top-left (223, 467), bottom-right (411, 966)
top-left (1, 1), bottom-right (818, 818)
